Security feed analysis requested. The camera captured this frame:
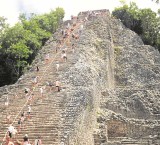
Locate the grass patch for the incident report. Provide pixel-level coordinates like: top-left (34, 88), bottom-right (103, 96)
top-left (114, 46), bottom-right (123, 56)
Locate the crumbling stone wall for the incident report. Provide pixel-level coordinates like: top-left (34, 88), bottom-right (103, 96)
top-left (97, 15), bottom-right (160, 144)
top-left (59, 13), bottom-right (116, 144)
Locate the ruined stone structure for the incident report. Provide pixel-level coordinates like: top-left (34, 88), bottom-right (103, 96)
top-left (0, 10), bottom-right (159, 145)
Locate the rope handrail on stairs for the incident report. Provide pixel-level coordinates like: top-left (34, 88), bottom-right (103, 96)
top-left (1, 21), bottom-right (82, 145)
top-left (1, 45), bottom-right (61, 145)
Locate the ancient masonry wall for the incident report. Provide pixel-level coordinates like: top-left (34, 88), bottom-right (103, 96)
top-left (60, 11), bottom-right (115, 144)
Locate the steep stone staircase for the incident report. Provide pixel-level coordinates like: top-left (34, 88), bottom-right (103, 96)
top-left (0, 44), bottom-right (62, 144)
top-left (0, 18), bottom-right (83, 145)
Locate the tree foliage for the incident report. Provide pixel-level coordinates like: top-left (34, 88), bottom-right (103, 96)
top-left (152, 0), bottom-right (159, 3)
top-left (112, 2), bottom-right (160, 50)
top-left (0, 8), bottom-right (65, 86)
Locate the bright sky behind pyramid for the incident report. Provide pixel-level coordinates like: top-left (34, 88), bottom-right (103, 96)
top-left (0, 0), bottom-right (159, 26)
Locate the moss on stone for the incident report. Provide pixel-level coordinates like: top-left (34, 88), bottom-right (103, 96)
top-left (114, 46), bottom-right (123, 56)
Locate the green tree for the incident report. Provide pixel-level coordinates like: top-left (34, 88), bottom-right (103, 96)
top-left (112, 2), bottom-right (160, 50)
top-left (139, 9), bottom-right (159, 46)
top-left (0, 7), bottom-right (65, 86)
top-left (152, 0), bottom-right (159, 3)
top-left (0, 23), bottom-right (33, 79)
top-left (0, 16), bottom-right (9, 49)
top-left (19, 13), bottom-right (27, 23)
top-left (119, 0), bottom-right (126, 5)
top-left (112, 2), bottom-right (142, 34)
top-left (158, 9), bottom-right (160, 15)
top-left (7, 41), bottom-right (32, 77)
top-left (0, 16), bottom-right (9, 33)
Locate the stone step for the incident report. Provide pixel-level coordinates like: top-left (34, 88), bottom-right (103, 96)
top-left (0, 20), bottom-right (83, 145)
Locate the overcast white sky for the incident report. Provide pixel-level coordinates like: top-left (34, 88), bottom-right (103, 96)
top-left (0, 0), bottom-right (159, 26)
